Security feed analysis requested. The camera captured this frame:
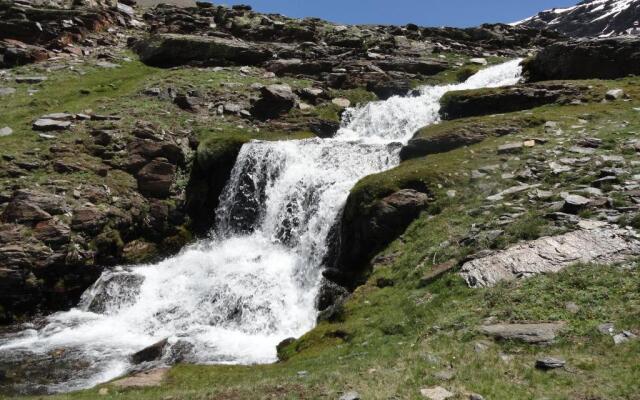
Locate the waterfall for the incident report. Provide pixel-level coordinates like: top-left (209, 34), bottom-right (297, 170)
top-left (0, 60), bottom-right (522, 394)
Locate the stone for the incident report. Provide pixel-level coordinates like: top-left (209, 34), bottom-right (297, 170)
top-left (136, 158), bottom-right (176, 198)
top-left (32, 118), bottom-right (71, 131)
top-left (418, 260), bottom-right (457, 287)
top-left (434, 369), bottom-right (455, 381)
top-left (339, 391), bottom-right (361, 400)
top-left (131, 338), bottom-right (169, 364)
top-left (605, 89), bottom-right (626, 100)
top-left (309, 120), bottom-right (340, 138)
top-left (0, 127), bottom-right (13, 137)
top-left (613, 331), bottom-right (637, 345)
top-left (15, 76), bottom-right (47, 83)
top-left (479, 322), bottom-right (565, 344)
top-left (461, 224), bottom-right (640, 287)
top-left (71, 205), bottom-right (105, 234)
top-left (470, 57), bottom-right (488, 65)
top-left (332, 97), bottom-right (351, 108)
top-left (469, 394), bottom-right (485, 400)
top-left (565, 302), bottom-right (580, 314)
top-left (0, 87), bottom-right (16, 96)
top-left (111, 367), bottom-right (170, 388)
top-left (420, 386), bottom-right (454, 400)
top-left (524, 37), bottom-right (640, 81)
top-left (134, 34), bottom-right (272, 67)
top-left (250, 84), bottom-right (297, 120)
top-left (535, 357), bottom-right (566, 370)
top-left (497, 142), bottom-right (523, 154)
top-left (563, 194), bottom-right (591, 214)
top-left (486, 184), bottom-right (540, 202)
top-left (597, 323), bottom-right (616, 336)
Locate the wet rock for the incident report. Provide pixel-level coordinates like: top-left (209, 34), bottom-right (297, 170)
top-left (32, 118), bottom-right (71, 131)
top-left (136, 158), bottom-right (176, 198)
top-left (134, 34), bottom-right (273, 67)
top-left (250, 84), bottom-right (296, 120)
top-left (524, 37), bottom-right (640, 81)
top-left (15, 76), bottom-right (47, 84)
top-left (309, 119), bottom-right (340, 138)
top-left (460, 222), bottom-right (640, 287)
top-left (535, 357), bottom-right (566, 370)
top-left (479, 322), bottom-right (565, 344)
top-left (131, 338), bottom-right (169, 364)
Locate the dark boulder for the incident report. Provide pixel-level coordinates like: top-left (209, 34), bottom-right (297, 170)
top-left (309, 119), bottom-right (340, 138)
top-left (136, 158), bottom-right (176, 199)
top-left (328, 189), bottom-right (430, 288)
top-left (133, 33), bottom-right (273, 67)
top-left (131, 338), bottom-right (169, 364)
top-left (250, 84), bottom-right (297, 120)
top-left (523, 37), bottom-right (640, 81)
top-left (375, 59), bottom-right (448, 75)
top-left (367, 79), bottom-right (412, 100)
top-left (185, 136), bottom-right (248, 235)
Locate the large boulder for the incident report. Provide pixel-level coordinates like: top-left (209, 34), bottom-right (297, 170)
top-left (327, 189), bottom-right (430, 288)
top-left (133, 33), bottom-right (273, 67)
top-left (523, 37), bottom-right (640, 81)
top-left (439, 82), bottom-right (588, 120)
top-left (136, 158), bottom-right (176, 199)
top-left (250, 84), bottom-right (297, 120)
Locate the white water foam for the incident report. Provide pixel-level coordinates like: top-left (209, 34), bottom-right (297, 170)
top-left (0, 59), bottom-right (522, 393)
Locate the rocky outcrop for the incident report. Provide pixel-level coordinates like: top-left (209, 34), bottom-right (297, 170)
top-left (460, 221), bottom-right (640, 288)
top-left (479, 322), bottom-right (566, 344)
top-left (250, 84), bottom-right (297, 121)
top-left (185, 136), bottom-right (248, 235)
top-left (326, 189), bottom-right (430, 288)
top-left (439, 82), bottom-right (589, 120)
top-left (400, 117), bottom-right (543, 161)
top-left (133, 33), bottom-right (273, 67)
top-left (523, 37), bottom-right (640, 81)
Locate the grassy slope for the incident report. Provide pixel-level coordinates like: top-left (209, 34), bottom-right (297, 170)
top-left (4, 66), bottom-right (640, 399)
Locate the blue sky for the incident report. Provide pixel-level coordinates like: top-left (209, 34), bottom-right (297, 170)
top-left (222, 1), bottom-right (579, 27)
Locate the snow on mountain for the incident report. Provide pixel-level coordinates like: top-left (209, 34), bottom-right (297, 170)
top-left (514, 0), bottom-right (640, 37)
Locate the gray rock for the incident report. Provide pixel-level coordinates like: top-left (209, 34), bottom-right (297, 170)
top-left (605, 89), bottom-right (625, 100)
top-left (420, 386), bottom-right (454, 400)
top-left (565, 302), bottom-right (580, 314)
top-left (479, 322), bottom-right (565, 344)
top-left (613, 331), bottom-right (637, 345)
top-left (460, 223), bottom-right (640, 287)
top-left (339, 391), bottom-right (361, 400)
top-left (497, 142), bottom-right (523, 154)
top-left (15, 76), bottom-right (47, 84)
top-left (563, 194), bottom-right (591, 214)
top-left (486, 184), bottom-right (540, 202)
top-left (0, 127), bottom-right (13, 137)
top-left (535, 357), bottom-right (566, 370)
top-left (0, 87), bottom-right (16, 96)
top-left (32, 118), bottom-right (71, 131)
top-left (597, 322), bottom-right (615, 336)
top-left (434, 369), bottom-right (455, 381)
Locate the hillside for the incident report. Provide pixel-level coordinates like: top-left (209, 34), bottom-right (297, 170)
top-left (1, 1), bottom-right (640, 399)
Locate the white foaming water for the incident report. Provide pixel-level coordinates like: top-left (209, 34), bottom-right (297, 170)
top-left (0, 60), bottom-right (522, 393)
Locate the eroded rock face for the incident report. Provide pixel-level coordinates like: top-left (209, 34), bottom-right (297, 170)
top-left (460, 222), bottom-right (640, 288)
top-left (327, 189), bottom-right (430, 288)
top-left (524, 37), bottom-right (640, 81)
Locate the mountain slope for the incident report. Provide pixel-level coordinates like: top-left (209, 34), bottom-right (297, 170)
top-left (516, 0), bottom-right (640, 37)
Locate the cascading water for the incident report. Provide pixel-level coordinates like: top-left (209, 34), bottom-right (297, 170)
top-left (0, 59), bottom-right (522, 394)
